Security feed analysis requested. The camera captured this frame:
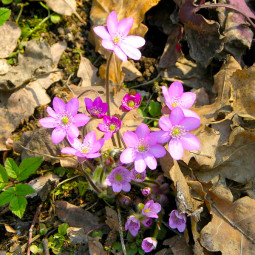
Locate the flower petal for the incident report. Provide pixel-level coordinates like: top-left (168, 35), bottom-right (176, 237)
top-left (51, 127), bottom-right (66, 144)
top-left (181, 133), bottom-right (200, 151)
top-left (151, 130), bottom-right (171, 144)
top-left (66, 98), bottom-right (79, 116)
top-left (84, 131), bottom-right (96, 144)
top-left (169, 107), bottom-right (184, 125)
top-left (159, 116), bottom-right (172, 131)
top-left (53, 97), bottom-right (65, 113)
top-left (94, 97), bottom-right (103, 106)
top-left (102, 39), bottom-right (115, 50)
top-left (104, 132), bottom-right (113, 140)
top-left (47, 106), bottom-right (57, 118)
top-left (179, 117), bottom-right (200, 131)
top-left (68, 137), bottom-right (82, 150)
top-left (93, 26), bottom-right (111, 40)
top-left (39, 117), bottom-right (58, 128)
top-left (180, 92), bottom-right (196, 108)
top-left (182, 109), bottom-right (200, 119)
top-left (134, 153), bottom-right (146, 173)
top-left (67, 124), bottom-right (79, 138)
top-left (120, 148), bottom-right (136, 164)
top-left (168, 139), bottom-right (184, 160)
top-left (114, 46), bottom-right (127, 62)
top-left (135, 123), bottom-right (150, 139)
top-left (168, 81), bottom-right (183, 98)
top-left (122, 182), bottom-right (131, 192)
top-left (119, 42), bottom-right (141, 60)
top-left (123, 35), bottom-right (145, 48)
top-left (123, 131), bottom-right (138, 147)
top-left (85, 98), bottom-right (93, 110)
top-left (107, 11), bottom-right (118, 36)
top-left (61, 147), bottom-right (77, 155)
top-left (86, 152), bottom-right (102, 159)
top-left (144, 153), bottom-right (157, 170)
top-left (149, 144), bottom-right (166, 158)
top-left (98, 123), bottom-right (108, 132)
top-left (117, 17), bottom-right (133, 36)
top-left (90, 139), bottom-right (104, 153)
top-left (112, 183), bottom-right (122, 193)
top-left (72, 114), bottom-right (90, 127)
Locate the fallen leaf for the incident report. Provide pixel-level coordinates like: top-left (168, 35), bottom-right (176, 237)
top-left (45, 0), bottom-right (76, 16)
top-left (105, 207), bottom-right (119, 231)
top-left (50, 41), bottom-right (67, 67)
top-left (122, 61), bottom-right (142, 81)
top-left (88, 236), bottom-right (107, 255)
top-left (67, 227), bottom-right (88, 245)
top-left (0, 21), bottom-right (21, 58)
top-left (163, 235), bottom-right (192, 255)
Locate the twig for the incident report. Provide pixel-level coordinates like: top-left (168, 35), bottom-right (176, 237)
top-left (117, 202), bottom-right (127, 255)
top-left (129, 74), bottom-right (161, 89)
top-left (42, 238), bottom-right (50, 255)
top-left (27, 204), bottom-right (42, 255)
top-left (118, 131), bottom-right (127, 149)
top-left (84, 160), bottom-right (96, 172)
top-left (106, 52), bottom-right (113, 116)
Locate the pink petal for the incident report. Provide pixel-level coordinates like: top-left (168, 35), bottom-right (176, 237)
top-left (181, 133), bottom-right (200, 151)
top-left (104, 132), bottom-right (113, 140)
top-left (98, 123), bottom-right (107, 132)
top-left (66, 98), bottom-right (79, 116)
top-left (67, 124), bottom-right (79, 138)
top-left (162, 86), bottom-right (171, 105)
top-left (151, 130), bottom-right (171, 144)
top-left (39, 117), bottom-right (58, 128)
top-left (177, 224), bottom-right (186, 232)
top-left (47, 106), bottom-right (57, 118)
top-left (168, 81), bottom-right (183, 98)
top-left (122, 182), bottom-right (131, 192)
top-left (51, 127), bottom-right (66, 144)
top-left (61, 147), bottom-right (77, 155)
top-left (84, 131), bottom-right (96, 144)
top-left (93, 26), bottom-right (111, 40)
top-left (179, 117), bottom-right (200, 131)
top-left (53, 97), bottom-right (65, 113)
top-left (72, 114), bottom-right (90, 127)
top-left (117, 17), bottom-right (133, 37)
top-left (102, 39), bottom-right (115, 50)
top-left (85, 98), bottom-right (93, 110)
top-left (144, 153), bottom-right (157, 170)
top-left (123, 131), bottom-right (138, 147)
top-left (86, 153), bottom-right (101, 159)
top-left (114, 46), bottom-right (127, 62)
top-left (134, 153), bottom-right (146, 173)
top-left (107, 11), bottom-right (118, 36)
top-left (119, 42), bottom-right (142, 60)
top-left (149, 144), bottom-right (166, 158)
top-left (159, 116), bottom-right (172, 131)
top-left (69, 137), bottom-right (82, 150)
top-left (135, 123), bottom-right (150, 139)
top-left (112, 183), bottom-right (122, 193)
top-left (169, 107), bottom-right (184, 125)
top-left (168, 139), bottom-right (184, 160)
top-left (182, 109), bottom-right (200, 119)
top-left (123, 35), bottom-right (145, 48)
top-left (90, 139), bottom-right (104, 153)
top-left (180, 92), bottom-right (196, 108)
top-left (120, 148), bottom-right (136, 164)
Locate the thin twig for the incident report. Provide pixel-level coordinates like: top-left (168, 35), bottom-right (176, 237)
top-left (117, 202), bottom-right (127, 255)
top-left (118, 131), bottom-right (127, 149)
top-left (42, 238), bottom-right (50, 255)
top-left (106, 53), bottom-right (113, 117)
top-left (129, 74), bottom-right (161, 89)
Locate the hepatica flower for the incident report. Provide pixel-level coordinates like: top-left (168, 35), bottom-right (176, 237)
top-left (106, 166), bottom-right (131, 193)
top-left (169, 210), bottom-right (186, 232)
top-left (120, 123), bottom-right (166, 173)
top-left (39, 97), bottom-right (89, 144)
top-left (85, 97), bottom-right (108, 118)
top-left (125, 215), bottom-right (140, 237)
top-left (142, 200), bottom-right (161, 219)
top-left (162, 81), bottom-right (199, 119)
top-left (93, 11), bottom-right (145, 62)
top-left (121, 93), bottom-right (141, 111)
top-left (61, 131), bottom-right (104, 162)
top-left (157, 107), bottom-right (200, 160)
top-left (130, 168), bottom-right (146, 183)
top-left (141, 237), bottom-right (157, 253)
top-left (98, 116), bottom-right (121, 140)
top-left (141, 217), bottom-right (152, 228)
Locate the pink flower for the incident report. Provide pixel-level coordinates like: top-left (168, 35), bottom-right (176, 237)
top-left (156, 107), bottom-right (200, 160)
top-left (142, 187), bottom-right (151, 196)
top-left (98, 116), bottom-right (121, 140)
top-left (93, 11), bottom-right (145, 62)
top-left (141, 237), bottom-right (157, 253)
top-left (120, 124), bottom-right (166, 173)
top-left (130, 168), bottom-right (146, 183)
top-left (121, 93), bottom-right (141, 111)
top-left (125, 215), bottom-right (140, 236)
top-left (39, 97), bottom-right (89, 144)
top-left (142, 200), bottom-right (161, 219)
top-left (169, 210), bottom-right (186, 232)
top-left (85, 97), bottom-right (108, 118)
top-left (141, 218), bottom-right (152, 228)
top-left (162, 81), bottom-right (199, 119)
top-left (106, 166), bottom-right (131, 193)
top-left (61, 131), bottom-right (104, 162)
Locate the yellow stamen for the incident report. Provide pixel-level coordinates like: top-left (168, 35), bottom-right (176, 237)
top-left (116, 174), bottom-right (122, 181)
top-left (128, 101), bottom-right (135, 108)
top-left (62, 117), bottom-right (69, 124)
top-left (82, 147), bottom-right (89, 154)
top-left (109, 124), bottom-right (116, 131)
top-left (172, 128), bottom-right (180, 136)
top-left (113, 37), bottom-right (119, 44)
top-left (144, 209), bottom-right (150, 213)
top-left (138, 145), bottom-right (146, 151)
top-left (171, 102), bottom-right (178, 108)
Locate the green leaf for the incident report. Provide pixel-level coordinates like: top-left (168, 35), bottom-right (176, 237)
top-left (30, 244), bottom-right (39, 254)
top-left (5, 158), bottom-right (20, 179)
top-left (2, 0), bottom-right (13, 5)
top-left (17, 157), bottom-right (42, 181)
top-left (148, 101), bottom-right (162, 117)
top-left (50, 13), bottom-right (62, 24)
top-left (15, 183), bottom-right (35, 196)
top-left (58, 223), bottom-right (69, 235)
top-left (0, 8), bottom-right (11, 26)
top-left (0, 165), bottom-right (8, 190)
top-left (9, 196), bottom-right (27, 218)
top-left (0, 187), bottom-right (15, 206)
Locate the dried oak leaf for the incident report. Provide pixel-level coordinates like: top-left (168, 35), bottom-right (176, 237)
top-left (163, 236), bottom-right (193, 255)
top-left (179, 0), bottom-right (224, 67)
top-left (105, 207), bottom-right (119, 231)
top-left (45, 0), bottom-right (76, 16)
top-left (200, 186), bottom-right (255, 254)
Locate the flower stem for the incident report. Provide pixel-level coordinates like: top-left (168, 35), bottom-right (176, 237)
top-left (84, 160), bottom-right (96, 172)
top-left (117, 199), bottom-right (127, 255)
top-left (153, 212), bottom-right (162, 239)
top-left (106, 52), bottom-right (113, 117)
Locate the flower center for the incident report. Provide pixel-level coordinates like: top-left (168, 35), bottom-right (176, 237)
top-left (91, 107), bottom-right (102, 114)
top-left (136, 174), bottom-right (142, 179)
top-left (144, 209), bottom-right (150, 213)
top-left (113, 37), bottom-right (120, 44)
top-left (109, 124), bottom-right (116, 132)
top-left (57, 112), bottom-right (73, 128)
top-left (170, 97), bottom-right (181, 108)
top-left (138, 145), bottom-right (146, 151)
top-left (81, 147), bottom-right (89, 154)
top-left (171, 102), bottom-right (178, 108)
top-left (62, 117), bottom-right (69, 124)
top-left (116, 174), bottom-right (122, 181)
top-left (170, 125), bottom-right (185, 139)
top-left (128, 100), bottom-right (135, 108)
top-left (137, 138), bottom-right (149, 153)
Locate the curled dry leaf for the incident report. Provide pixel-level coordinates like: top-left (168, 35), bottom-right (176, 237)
top-left (88, 236), bottom-right (107, 255)
top-left (105, 207), bottom-right (119, 231)
top-left (163, 236), bottom-right (192, 255)
top-left (45, 0), bottom-right (76, 16)
top-left (122, 61), bottom-right (142, 81)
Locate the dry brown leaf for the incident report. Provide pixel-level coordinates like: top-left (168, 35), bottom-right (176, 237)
top-left (122, 61), bottom-right (142, 81)
top-left (45, 0), bottom-right (76, 16)
top-left (50, 42), bottom-right (67, 67)
top-left (105, 207), bottom-right (119, 231)
top-left (163, 236), bottom-right (192, 255)
top-left (88, 236), bottom-right (107, 255)
top-left (67, 227), bottom-right (87, 245)
top-left (0, 22), bottom-right (21, 59)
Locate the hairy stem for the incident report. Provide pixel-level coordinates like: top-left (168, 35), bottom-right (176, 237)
top-left (106, 52), bottom-right (113, 117)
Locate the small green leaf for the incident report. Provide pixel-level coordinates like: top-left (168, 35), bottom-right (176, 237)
top-left (148, 101), bottom-right (162, 117)
top-left (30, 245), bottom-right (39, 254)
top-left (5, 158), bottom-right (20, 178)
top-left (0, 8), bottom-right (11, 26)
top-left (9, 196), bottom-right (27, 218)
top-left (15, 183), bottom-right (35, 196)
top-left (17, 157), bottom-right (42, 181)
top-left (0, 165), bottom-right (8, 190)
top-left (58, 223), bottom-right (69, 235)
top-left (2, 0), bottom-right (13, 5)
top-left (0, 187), bottom-right (15, 206)
top-left (50, 13), bottom-right (62, 24)
top-left (39, 223), bottom-right (48, 235)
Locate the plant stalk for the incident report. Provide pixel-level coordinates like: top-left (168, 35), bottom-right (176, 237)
top-left (106, 52), bottom-right (113, 117)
